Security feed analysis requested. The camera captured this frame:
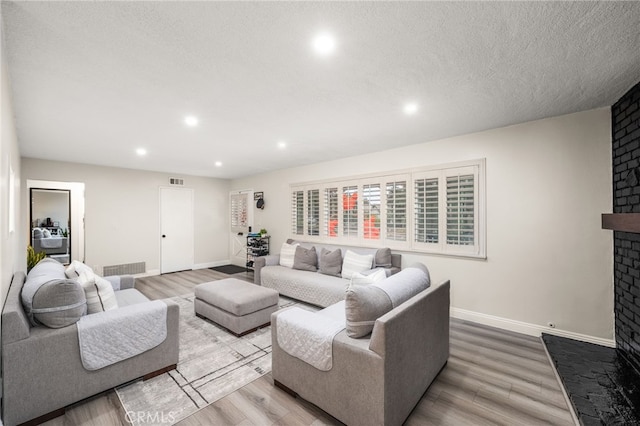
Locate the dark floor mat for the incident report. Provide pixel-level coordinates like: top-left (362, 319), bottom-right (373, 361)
top-left (210, 264), bottom-right (249, 274)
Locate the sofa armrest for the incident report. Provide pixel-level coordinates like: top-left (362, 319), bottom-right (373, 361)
top-left (253, 254), bottom-right (280, 285)
top-left (2, 297), bottom-right (180, 426)
top-left (104, 275), bottom-right (136, 291)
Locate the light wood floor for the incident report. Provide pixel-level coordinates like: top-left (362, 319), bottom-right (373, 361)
top-left (42, 269), bottom-right (574, 426)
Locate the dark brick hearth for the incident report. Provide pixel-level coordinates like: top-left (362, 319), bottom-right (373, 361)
top-left (543, 334), bottom-right (640, 425)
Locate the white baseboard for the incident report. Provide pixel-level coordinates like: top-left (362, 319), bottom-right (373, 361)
top-left (451, 307), bottom-right (616, 348)
top-left (193, 260), bottom-right (231, 270)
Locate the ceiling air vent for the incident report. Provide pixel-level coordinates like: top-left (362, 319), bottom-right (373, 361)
top-left (169, 177), bottom-right (184, 186)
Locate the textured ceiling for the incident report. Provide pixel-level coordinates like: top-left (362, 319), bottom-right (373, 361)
top-left (2, 1), bottom-right (640, 179)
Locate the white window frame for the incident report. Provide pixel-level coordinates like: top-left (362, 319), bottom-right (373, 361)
top-left (290, 159), bottom-right (486, 259)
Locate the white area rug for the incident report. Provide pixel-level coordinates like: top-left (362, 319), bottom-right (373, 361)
top-left (115, 293), bottom-right (302, 425)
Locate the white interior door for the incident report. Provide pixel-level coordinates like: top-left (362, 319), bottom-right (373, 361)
top-left (161, 187), bottom-right (194, 274)
top-left (229, 190), bottom-right (252, 266)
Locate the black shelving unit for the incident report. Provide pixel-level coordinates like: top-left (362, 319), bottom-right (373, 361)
top-left (246, 235), bottom-right (269, 270)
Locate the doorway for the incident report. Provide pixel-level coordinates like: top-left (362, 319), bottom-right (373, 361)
top-left (27, 180), bottom-right (85, 264)
top-left (160, 187), bottom-right (194, 274)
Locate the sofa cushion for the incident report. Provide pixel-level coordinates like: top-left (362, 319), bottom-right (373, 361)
top-left (349, 268), bottom-right (387, 288)
top-left (345, 263), bottom-right (431, 338)
top-left (341, 250), bottom-right (374, 279)
top-left (374, 248), bottom-right (392, 268)
top-left (279, 242), bottom-right (298, 268)
top-left (22, 258), bottom-right (69, 325)
top-left (31, 279), bottom-right (87, 328)
top-left (78, 270), bottom-right (119, 314)
top-left (64, 260), bottom-right (94, 279)
top-left (293, 246), bottom-right (317, 272)
top-left (319, 248), bottom-right (342, 277)
top-left (345, 285), bottom-right (392, 338)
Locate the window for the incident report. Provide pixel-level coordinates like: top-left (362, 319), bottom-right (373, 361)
top-left (290, 159), bottom-right (485, 258)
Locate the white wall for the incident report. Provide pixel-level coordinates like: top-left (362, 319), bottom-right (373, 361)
top-left (231, 108), bottom-right (614, 342)
top-left (21, 159), bottom-right (230, 274)
top-left (1, 19), bottom-right (24, 312)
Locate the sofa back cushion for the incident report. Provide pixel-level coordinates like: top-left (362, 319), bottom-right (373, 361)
top-left (32, 279), bottom-right (87, 328)
top-left (78, 270), bottom-right (119, 314)
top-left (21, 258), bottom-right (87, 327)
top-left (341, 250), bottom-right (374, 279)
top-left (344, 263), bottom-right (431, 338)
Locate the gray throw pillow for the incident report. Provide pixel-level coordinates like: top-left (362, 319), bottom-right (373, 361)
top-left (293, 246), bottom-right (317, 272)
top-left (374, 248), bottom-right (392, 268)
top-left (319, 248), bottom-right (342, 277)
top-left (345, 285), bottom-right (393, 338)
top-left (32, 279), bottom-right (87, 328)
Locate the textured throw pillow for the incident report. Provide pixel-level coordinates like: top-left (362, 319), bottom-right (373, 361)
top-left (279, 242), bottom-right (299, 268)
top-left (348, 268), bottom-right (387, 289)
top-left (65, 260), bottom-right (94, 279)
top-left (32, 228), bottom-right (43, 239)
top-left (374, 248), bottom-right (392, 268)
top-left (293, 246), bottom-right (318, 272)
top-left (42, 229), bottom-right (51, 238)
top-left (78, 270), bottom-right (119, 314)
top-left (341, 250), bottom-right (374, 280)
top-left (345, 285), bottom-right (393, 338)
top-left (319, 248), bottom-right (342, 277)
top-left (32, 279), bottom-right (87, 328)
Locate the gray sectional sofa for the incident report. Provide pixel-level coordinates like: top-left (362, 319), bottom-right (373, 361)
top-left (254, 239), bottom-right (402, 307)
top-left (1, 259), bottom-right (180, 425)
top-left (271, 263), bottom-right (451, 426)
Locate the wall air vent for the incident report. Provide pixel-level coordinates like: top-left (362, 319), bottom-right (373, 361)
top-left (103, 262), bottom-right (146, 276)
top-left (169, 177), bottom-right (184, 186)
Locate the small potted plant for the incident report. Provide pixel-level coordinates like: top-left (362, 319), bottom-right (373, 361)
top-left (260, 228), bottom-right (268, 237)
top-left (27, 246), bottom-right (46, 272)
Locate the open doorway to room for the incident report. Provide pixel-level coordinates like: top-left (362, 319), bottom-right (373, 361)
top-left (27, 179), bottom-right (85, 264)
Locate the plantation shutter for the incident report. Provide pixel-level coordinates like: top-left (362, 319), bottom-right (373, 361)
top-left (446, 173), bottom-right (475, 245)
top-left (324, 187), bottom-right (339, 237)
top-left (386, 180), bottom-right (407, 241)
top-left (414, 177), bottom-right (439, 244)
top-left (342, 185), bottom-right (358, 238)
top-left (307, 189), bottom-right (320, 236)
top-left (291, 190), bottom-right (304, 235)
top-left (363, 183), bottom-right (381, 240)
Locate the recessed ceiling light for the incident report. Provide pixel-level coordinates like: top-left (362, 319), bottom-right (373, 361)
top-left (214, 161), bottom-right (222, 167)
top-left (184, 115), bottom-right (199, 127)
top-left (403, 102), bottom-right (418, 115)
top-left (277, 141), bottom-right (287, 149)
top-left (136, 148), bottom-right (147, 156)
top-left (312, 32), bottom-right (336, 56)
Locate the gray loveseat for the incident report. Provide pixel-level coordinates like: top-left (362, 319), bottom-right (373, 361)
top-left (254, 239), bottom-right (401, 307)
top-left (1, 260), bottom-right (180, 425)
top-left (271, 264), bottom-right (450, 426)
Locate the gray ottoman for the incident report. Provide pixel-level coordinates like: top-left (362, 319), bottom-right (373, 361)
top-left (194, 278), bottom-right (279, 336)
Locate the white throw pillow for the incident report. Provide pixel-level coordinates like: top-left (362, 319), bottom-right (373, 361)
top-left (341, 250), bottom-right (374, 280)
top-left (348, 268), bottom-right (387, 290)
top-left (42, 229), bottom-right (51, 238)
top-left (65, 260), bottom-right (94, 279)
top-left (279, 242), bottom-right (299, 268)
top-left (78, 270), bottom-right (119, 314)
